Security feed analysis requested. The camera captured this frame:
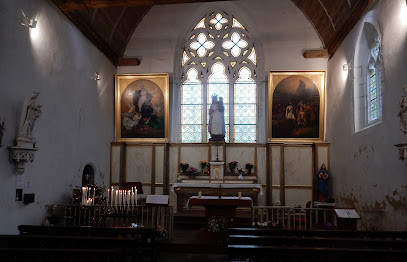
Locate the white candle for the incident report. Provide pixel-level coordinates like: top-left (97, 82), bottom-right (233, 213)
top-left (115, 190), bottom-right (118, 207)
top-left (107, 189), bottom-right (110, 206)
top-left (93, 188), bottom-right (95, 206)
top-left (111, 187), bottom-right (114, 206)
top-left (135, 188), bottom-right (138, 207)
top-left (82, 187), bottom-right (85, 205)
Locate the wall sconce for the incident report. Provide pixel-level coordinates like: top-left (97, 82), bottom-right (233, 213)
top-left (343, 63), bottom-right (350, 71)
top-left (93, 72), bottom-right (100, 81)
top-left (21, 10), bottom-right (37, 28)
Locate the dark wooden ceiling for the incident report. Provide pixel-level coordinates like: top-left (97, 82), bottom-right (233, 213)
top-left (51, 0), bottom-right (375, 66)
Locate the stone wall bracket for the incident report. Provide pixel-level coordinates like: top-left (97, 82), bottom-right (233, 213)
top-left (8, 146), bottom-right (38, 175)
top-left (394, 143), bottom-right (407, 160)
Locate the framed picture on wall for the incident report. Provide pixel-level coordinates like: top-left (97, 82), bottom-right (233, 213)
top-left (268, 71), bottom-right (325, 142)
top-left (115, 74), bottom-right (169, 142)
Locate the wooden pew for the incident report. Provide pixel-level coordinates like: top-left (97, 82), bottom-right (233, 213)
top-left (227, 228), bottom-right (407, 262)
top-left (0, 247), bottom-right (122, 262)
top-left (228, 245), bottom-right (406, 262)
top-left (228, 235), bottom-right (407, 250)
top-left (14, 225), bottom-right (159, 261)
top-left (228, 227), bottom-right (407, 239)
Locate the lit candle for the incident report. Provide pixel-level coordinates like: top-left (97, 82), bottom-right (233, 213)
top-left (115, 190), bottom-right (118, 208)
top-left (82, 187), bottom-right (85, 205)
top-left (128, 190), bottom-right (130, 209)
top-left (107, 189), bottom-right (110, 206)
top-left (135, 188), bottom-right (138, 207)
top-left (93, 188), bottom-right (95, 206)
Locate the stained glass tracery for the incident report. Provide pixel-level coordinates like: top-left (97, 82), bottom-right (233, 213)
top-left (180, 11), bottom-right (257, 143)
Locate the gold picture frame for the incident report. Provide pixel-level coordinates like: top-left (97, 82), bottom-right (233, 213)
top-left (115, 74), bottom-right (169, 143)
top-left (268, 71), bottom-right (325, 142)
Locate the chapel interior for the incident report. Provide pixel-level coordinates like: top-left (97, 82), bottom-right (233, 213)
top-left (1, 0), bottom-right (407, 261)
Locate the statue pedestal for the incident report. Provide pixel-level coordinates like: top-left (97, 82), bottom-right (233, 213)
top-left (394, 142), bottom-right (407, 160)
top-left (209, 162), bottom-right (224, 181)
top-left (8, 146), bottom-right (38, 175)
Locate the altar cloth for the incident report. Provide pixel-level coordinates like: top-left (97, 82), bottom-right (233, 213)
top-left (186, 196), bottom-right (253, 209)
top-left (172, 183), bottom-right (263, 195)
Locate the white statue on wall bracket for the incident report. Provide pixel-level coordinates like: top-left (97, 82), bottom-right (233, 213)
top-left (8, 92), bottom-right (42, 174)
top-left (395, 85), bottom-right (407, 160)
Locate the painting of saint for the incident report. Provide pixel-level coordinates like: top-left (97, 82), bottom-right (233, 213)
top-left (268, 72), bottom-right (325, 141)
top-left (115, 74), bottom-right (168, 142)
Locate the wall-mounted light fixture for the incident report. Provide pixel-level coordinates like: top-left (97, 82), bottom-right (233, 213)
top-left (343, 63), bottom-right (350, 71)
top-left (93, 72), bottom-right (100, 81)
top-left (21, 10), bottom-right (37, 28)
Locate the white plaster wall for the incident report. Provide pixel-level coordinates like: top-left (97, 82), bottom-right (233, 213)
top-left (0, 0), bottom-right (116, 234)
top-left (326, 0), bottom-right (407, 230)
top-left (118, 0), bottom-right (327, 143)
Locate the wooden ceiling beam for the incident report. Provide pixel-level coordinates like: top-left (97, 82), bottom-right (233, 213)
top-left (117, 57), bottom-right (141, 66)
top-left (56, 0), bottom-right (229, 11)
top-left (303, 49), bottom-right (329, 58)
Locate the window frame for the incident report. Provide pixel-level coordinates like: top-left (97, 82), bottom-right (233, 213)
top-left (179, 11), bottom-right (258, 143)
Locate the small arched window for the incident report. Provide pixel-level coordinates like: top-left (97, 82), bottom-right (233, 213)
top-left (367, 36), bottom-right (381, 123)
top-left (354, 21), bottom-right (383, 132)
top-left (180, 11), bottom-right (257, 143)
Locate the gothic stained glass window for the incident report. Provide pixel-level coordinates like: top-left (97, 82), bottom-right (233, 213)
top-left (180, 11), bottom-right (257, 143)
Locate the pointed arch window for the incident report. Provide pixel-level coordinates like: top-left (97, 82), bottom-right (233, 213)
top-left (367, 37), bottom-right (381, 123)
top-left (180, 11), bottom-right (257, 143)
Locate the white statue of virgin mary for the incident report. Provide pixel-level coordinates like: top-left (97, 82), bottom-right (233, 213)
top-left (208, 95), bottom-right (225, 141)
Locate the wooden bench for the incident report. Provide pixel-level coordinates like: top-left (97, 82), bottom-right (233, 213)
top-left (227, 228), bottom-right (407, 262)
top-left (228, 245), bottom-right (406, 262)
top-left (0, 247), bottom-right (122, 262)
top-left (14, 225), bottom-right (160, 261)
top-left (228, 227), bottom-right (407, 239)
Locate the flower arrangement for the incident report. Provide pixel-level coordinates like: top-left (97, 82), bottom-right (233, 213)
top-left (228, 161), bottom-right (238, 174)
top-left (252, 220), bottom-right (281, 229)
top-left (208, 218), bottom-right (229, 232)
top-left (179, 162), bottom-right (189, 173)
top-left (154, 225), bottom-right (168, 240)
top-left (199, 161), bottom-right (209, 173)
top-left (245, 163), bottom-right (254, 174)
top-left (187, 166), bottom-right (198, 176)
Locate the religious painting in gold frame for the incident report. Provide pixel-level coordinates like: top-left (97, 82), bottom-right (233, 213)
top-left (115, 74), bottom-right (169, 142)
top-left (268, 71), bottom-right (325, 142)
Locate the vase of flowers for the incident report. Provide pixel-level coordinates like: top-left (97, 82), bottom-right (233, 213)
top-left (199, 161), bottom-right (209, 175)
top-left (179, 162), bottom-right (189, 174)
top-left (187, 166), bottom-right (198, 178)
top-left (245, 163), bottom-right (254, 175)
top-left (228, 161), bottom-right (238, 174)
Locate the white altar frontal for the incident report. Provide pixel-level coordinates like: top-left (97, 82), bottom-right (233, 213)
top-left (209, 161), bottom-right (224, 181)
top-left (172, 183), bottom-right (262, 213)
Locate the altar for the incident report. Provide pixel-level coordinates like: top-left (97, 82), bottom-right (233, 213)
top-left (172, 183), bottom-right (262, 213)
top-left (187, 196), bottom-right (253, 221)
